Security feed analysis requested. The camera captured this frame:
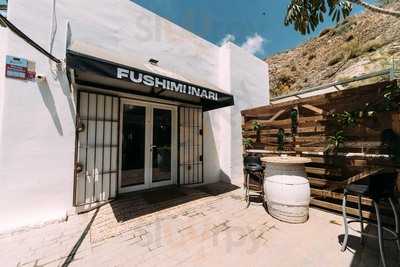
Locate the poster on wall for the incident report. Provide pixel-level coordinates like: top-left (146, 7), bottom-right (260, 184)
top-left (5, 55), bottom-right (36, 80)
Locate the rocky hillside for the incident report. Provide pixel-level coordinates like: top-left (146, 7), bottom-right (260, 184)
top-left (267, 2), bottom-right (400, 97)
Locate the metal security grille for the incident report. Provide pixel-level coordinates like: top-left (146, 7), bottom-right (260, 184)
top-left (178, 106), bottom-right (203, 185)
top-left (74, 91), bottom-right (120, 209)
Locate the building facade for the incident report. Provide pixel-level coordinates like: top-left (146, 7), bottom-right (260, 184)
top-left (0, 0), bottom-right (269, 233)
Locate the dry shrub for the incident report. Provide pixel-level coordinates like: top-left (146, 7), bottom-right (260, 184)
top-left (272, 68), bottom-right (296, 96)
top-left (319, 28), bottom-right (335, 37)
top-left (273, 84), bottom-right (291, 97)
top-left (342, 38), bottom-right (362, 59)
top-left (308, 54), bottom-right (316, 60)
top-left (327, 38), bottom-right (362, 66)
top-left (344, 34), bottom-right (354, 42)
top-left (334, 19), bottom-right (357, 35)
top-left (277, 68), bottom-right (295, 84)
top-left (328, 53), bottom-right (344, 66)
top-left (361, 38), bottom-right (388, 53)
top-left (328, 37), bottom-right (386, 66)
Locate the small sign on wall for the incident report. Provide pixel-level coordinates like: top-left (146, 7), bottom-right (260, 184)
top-left (5, 55), bottom-right (36, 80)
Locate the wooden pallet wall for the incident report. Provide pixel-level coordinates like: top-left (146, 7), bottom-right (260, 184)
top-left (242, 80), bottom-right (400, 222)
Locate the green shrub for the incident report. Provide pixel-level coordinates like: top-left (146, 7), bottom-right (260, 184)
top-left (243, 138), bottom-right (254, 149)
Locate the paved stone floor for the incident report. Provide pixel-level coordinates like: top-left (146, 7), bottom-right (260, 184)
top-left (0, 182), bottom-right (399, 267)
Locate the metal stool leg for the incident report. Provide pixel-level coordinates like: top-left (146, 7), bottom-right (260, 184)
top-left (388, 197), bottom-right (400, 252)
top-left (246, 172), bottom-right (250, 208)
top-left (358, 195), bottom-right (365, 245)
top-left (341, 194), bottom-right (349, 252)
top-left (260, 172), bottom-right (266, 210)
top-left (373, 200), bottom-right (387, 267)
top-left (243, 170), bottom-right (248, 197)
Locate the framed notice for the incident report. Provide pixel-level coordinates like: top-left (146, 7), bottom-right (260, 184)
top-left (5, 55), bottom-right (36, 80)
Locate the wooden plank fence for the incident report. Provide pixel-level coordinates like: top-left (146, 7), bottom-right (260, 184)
top-left (242, 80), bottom-right (400, 223)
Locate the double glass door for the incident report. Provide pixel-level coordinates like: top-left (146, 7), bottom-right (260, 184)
top-left (119, 100), bottom-right (177, 193)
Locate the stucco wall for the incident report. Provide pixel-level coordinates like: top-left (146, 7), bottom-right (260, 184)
top-left (216, 43), bottom-right (269, 185)
top-left (0, 23), bottom-right (76, 233)
top-left (0, 0), bottom-right (268, 232)
top-left (229, 43), bottom-right (269, 184)
top-left (203, 43), bottom-right (269, 185)
top-left (0, 27), bottom-right (6, 157)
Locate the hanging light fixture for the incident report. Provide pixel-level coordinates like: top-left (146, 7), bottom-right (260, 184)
top-left (149, 58), bottom-right (159, 65)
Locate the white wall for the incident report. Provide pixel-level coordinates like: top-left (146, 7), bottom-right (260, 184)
top-left (203, 44), bottom-right (269, 185)
top-left (0, 27), bottom-right (6, 157)
top-left (0, 16), bottom-right (75, 233)
top-left (229, 43), bottom-right (269, 184)
top-left (216, 43), bottom-right (269, 185)
top-left (0, 0), bottom-right (268, 232)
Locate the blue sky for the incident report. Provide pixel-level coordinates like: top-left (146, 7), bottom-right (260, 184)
top-left (0, 0), bottom-right (6, 18)
top-left (132, 0), bottom-right (366, 59)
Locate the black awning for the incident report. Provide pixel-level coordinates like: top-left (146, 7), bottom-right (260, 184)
top-left (66, 49), bottom-right (234, 111)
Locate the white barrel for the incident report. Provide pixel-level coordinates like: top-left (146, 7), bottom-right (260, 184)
top-left (263, 160), bottom-right (311, 223)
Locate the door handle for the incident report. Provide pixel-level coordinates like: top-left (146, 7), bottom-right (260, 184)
top-left (150, 145), bottom-right (157, 151)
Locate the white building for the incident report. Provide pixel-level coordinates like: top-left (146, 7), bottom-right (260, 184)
top-left (0, 0), bottom-right (269, 233)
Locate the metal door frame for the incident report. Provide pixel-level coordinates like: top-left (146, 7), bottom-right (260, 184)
top-left (73, 88), bottom-right (202, 209)
top-left (118, 98), bottom-right (178, 194)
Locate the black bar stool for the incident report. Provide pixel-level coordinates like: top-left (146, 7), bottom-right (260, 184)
top-left (341, 171), bottom-right (400, 267)
top-left (243, 155), bottom-right (264, 208)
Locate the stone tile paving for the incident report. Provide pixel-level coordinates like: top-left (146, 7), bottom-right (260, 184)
top-left (0, 182), bottom-right (399, 267)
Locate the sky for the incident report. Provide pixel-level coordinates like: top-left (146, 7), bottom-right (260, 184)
top-left (132, 0), bottom-right (367, 59)
top-left (0, 0), bottom-right (7, 17)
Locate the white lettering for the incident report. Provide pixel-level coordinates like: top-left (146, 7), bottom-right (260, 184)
top-left (154, 77), bottom-right (166, 88)
top-left (200, 89), bottom-right (208, 98)
top-left (117, 68), bottom-right (129, 79)
top-left (129, 71), bottom-right (143, 83)
top-left (209, 91), bottom-right (218, 101)
top-left (143, 75), bottom-right (155, 86)
top-left (171, 82), bottom-right (183, 93)
top-left (117, 68), bottom-right (218, 101)
top-left (192, 87), bottom-right (201, 97)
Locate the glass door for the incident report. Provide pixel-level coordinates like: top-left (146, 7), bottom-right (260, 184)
top-left (151, 108), bottom-right (173, 185)
top-left (120, 102), bottom-right (149, 193)
top-left (119, 100), bottom-right (177, 193)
